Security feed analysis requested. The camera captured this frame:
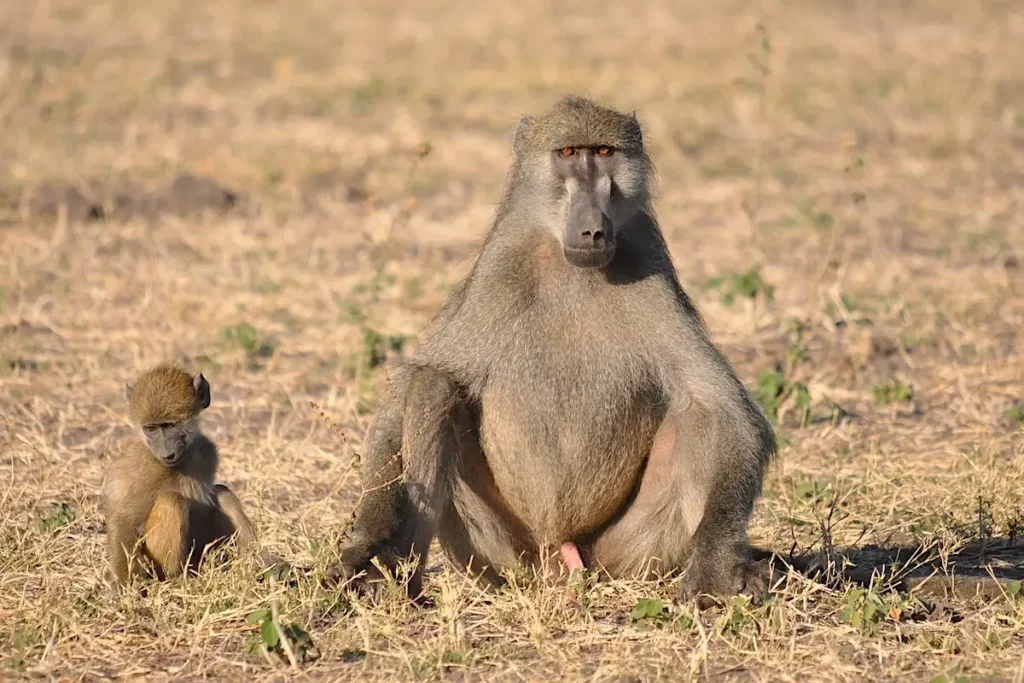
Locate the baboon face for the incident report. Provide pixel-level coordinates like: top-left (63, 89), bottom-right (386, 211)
top-left (142, 418), bottom-right (199, 466)
top-left (551, 145), bottom-right (621, 268)
top-left (514, 96), bottom-right (651, 270)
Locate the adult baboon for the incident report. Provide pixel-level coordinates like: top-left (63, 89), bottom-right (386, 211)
top-left (330, 95), bottom-right (776, 606)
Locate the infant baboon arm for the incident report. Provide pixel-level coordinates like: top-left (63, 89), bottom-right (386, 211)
top-left (213, 484), bottom-right (256, 547)
top-left (106, 518), bottom-right (141, 587)
top-left (143, 491), bottom-right (191, 580)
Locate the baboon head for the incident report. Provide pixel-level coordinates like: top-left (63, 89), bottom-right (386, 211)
top-left (512, 95), bottom-right (654, 269)
top-left (124, 363), bottom-right (211, 466)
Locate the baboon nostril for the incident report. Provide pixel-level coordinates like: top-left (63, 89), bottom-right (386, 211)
top-left (581, 230), bottom-right (591, 237)
top-left (593, 231), bottom-right (604, 240)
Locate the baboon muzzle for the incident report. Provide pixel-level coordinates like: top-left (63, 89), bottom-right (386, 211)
top-left (563, 187), bottom-right (615, 268)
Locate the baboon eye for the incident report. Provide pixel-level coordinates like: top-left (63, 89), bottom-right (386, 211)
top-left (597, 146), bottom-right (614, 157)
top-left (560, 147), bottom-right (576, 157)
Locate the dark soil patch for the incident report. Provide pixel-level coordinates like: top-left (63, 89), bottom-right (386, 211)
top-left (11, 174), bottom-right (240, 223)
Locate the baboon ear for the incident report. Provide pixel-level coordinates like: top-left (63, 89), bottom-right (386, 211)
top-left (630, 111), bottom-right (643, 145)
top-left (513, 116), bottom-right (534, 156)
top-left (123, 382), bottom-right (133, 404)
top-left (193, 374), bottom-right (211, 410)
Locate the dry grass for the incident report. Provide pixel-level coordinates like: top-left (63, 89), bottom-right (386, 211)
top-left (2, 0), bottom-right (1024, 679)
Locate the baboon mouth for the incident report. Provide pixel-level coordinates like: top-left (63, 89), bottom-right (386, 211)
top-left (563, 245), bottom-right (615, 268)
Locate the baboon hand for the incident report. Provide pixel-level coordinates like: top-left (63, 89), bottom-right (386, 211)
top-left (324, 543), bottom-right (383, 592)
top-left (676, 550), bottom-right (768, 609)
top-left (324, 558), bottom-right (361, 588)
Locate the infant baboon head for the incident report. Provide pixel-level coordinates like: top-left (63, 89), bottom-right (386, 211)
top-left (124, 363), bottom-right (210, 466)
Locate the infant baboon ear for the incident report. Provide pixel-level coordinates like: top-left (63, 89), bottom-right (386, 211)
top-left (123, 382), bottom-right (134, 404)
top-left (193, 374), bottom-right (211, 410)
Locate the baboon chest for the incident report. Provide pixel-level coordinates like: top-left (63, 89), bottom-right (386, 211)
top-left (476, 313), bottom-right (664, 540)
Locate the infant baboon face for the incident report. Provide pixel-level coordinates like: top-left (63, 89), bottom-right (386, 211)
top-left (142, 418), bottom-right (199, 466)
top-left (124, 363), bottom-right (211, 467)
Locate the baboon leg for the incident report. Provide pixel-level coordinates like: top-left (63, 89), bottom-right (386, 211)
top-left (593, 405), bottom-right (768, 606)
top-left (143, 491), bottom-right (191, 579)
top-left (212, 484), bottom-right (256, 547)
top-left (591, 413), bottom-right (694, 578)
top-left (436, 421), bottom-right (531, 587)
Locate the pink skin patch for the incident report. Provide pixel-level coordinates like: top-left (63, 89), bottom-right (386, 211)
top-left (559, 541), bottom-right (585, 575)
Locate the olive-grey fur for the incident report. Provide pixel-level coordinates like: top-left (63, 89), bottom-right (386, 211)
top-left (330, 95), bottom-right (777, 606)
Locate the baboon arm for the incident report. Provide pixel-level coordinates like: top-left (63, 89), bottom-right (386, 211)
top-left (337, 370), bottom-right (410, 572)
top-left (213, 484), bottom-right (256, 547)
top-left (657, 350), bottom-right (776, 602)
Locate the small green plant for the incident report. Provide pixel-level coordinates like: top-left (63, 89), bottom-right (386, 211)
top-left (930, 673), bottom-right (970, 683)
top-left (704, 267), bottom-right (774, 305)
top-left (1005, 404), bottom-right (1024, 427)
top-left (721, 595), bottom-right (756, 634)
top-left (793, 480), bottom-right (832, 506)
top-left (840, 586), bottom-right (885, 636)
top-left (352, 270), bottom-right (397, 300)
top-left (825, 398), bottom-right (851, 423)
top-left (796, 198), bottom-right (836, 230)
top-left (630, 598), bottom-right (669, 628)
top-left (841, 584), bottom-right (920, 637)
top-left (363, 328), bottom-right (408, 369)
top-left (37, 502), bottom-right (75, 533)
top-left (754, 369), bottom-right (811, 426)
top-left (245, 609), bottom-right (319, 664)
top-left (222, 322), bottom-right (276, 358)
top-left (1, 629), bottom-right (38, 672)
top-left (337, 300), bottom-right (409, 372)
top-left (872, 378), bottom-right (913, 405)
top-left (1006, 579), bottom-right (1021, 599)
top-left (568, 569), bottom-right (599, 612)
top-left (441, 650), bottom-right (468, 667)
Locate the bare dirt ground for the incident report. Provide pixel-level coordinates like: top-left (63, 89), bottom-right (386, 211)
top-left (2, 0), bottom-right (1023, 680)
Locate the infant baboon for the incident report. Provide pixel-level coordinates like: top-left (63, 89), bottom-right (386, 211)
top-left (102, 363), bottom-right (255, 587)
top-left (330, 95), bottom-right (777, 606)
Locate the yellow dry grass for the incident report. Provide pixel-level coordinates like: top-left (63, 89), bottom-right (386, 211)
top-left (1, 0), bottom-right (1023, 680)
